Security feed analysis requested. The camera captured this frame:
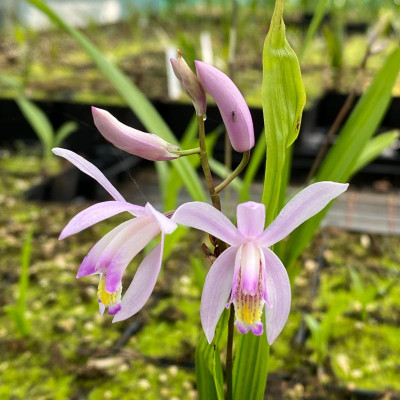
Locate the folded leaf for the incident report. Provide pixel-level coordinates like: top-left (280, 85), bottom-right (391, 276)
top-left (261, 0), bottom-right (306, 224)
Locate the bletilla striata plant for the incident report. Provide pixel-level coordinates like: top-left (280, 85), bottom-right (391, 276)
top-left (54, 49), bottom-right (347, 400)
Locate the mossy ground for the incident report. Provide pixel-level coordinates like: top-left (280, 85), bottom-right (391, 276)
top-left (0, 153), bottom-right (399, 399)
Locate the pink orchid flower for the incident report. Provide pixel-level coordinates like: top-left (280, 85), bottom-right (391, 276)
top-left (173, 182), bottom-right (348, 344)
top-left (53, 148), bottom-right (177, 320)
top-left (92, 107), bottom-right (180, 161)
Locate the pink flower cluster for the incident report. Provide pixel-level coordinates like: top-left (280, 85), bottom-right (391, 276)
top-left (55, 56), bottom-right (347, 344)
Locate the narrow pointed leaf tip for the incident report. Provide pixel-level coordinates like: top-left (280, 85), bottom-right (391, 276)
top-left (195, 60), bottom-right (254, 153)
top-left (92, 107), bottom-right (180, 161)
top-left (170, 50), bottom-right (207, 116)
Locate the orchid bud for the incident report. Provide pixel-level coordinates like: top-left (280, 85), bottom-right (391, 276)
top-left (195, 61), bottom-right (254, 153)
top-left (92, 107), bottom-right (179, 161)
top-left (170, 50), bottom-right (207, 116)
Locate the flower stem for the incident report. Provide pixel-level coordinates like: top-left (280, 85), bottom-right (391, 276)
top-left (197, 115), bottom-right (221, 210)
top-left (215, 150), bottom-right (250, 194)
top-left (226, 303), bottom-right (235, 400)
top-left (169, 147), bottom-right (201, 156)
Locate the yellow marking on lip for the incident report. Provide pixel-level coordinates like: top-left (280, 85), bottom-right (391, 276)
top-left (236, 293), bottom-right (263, 325)
top-left (97, 274), bottom-right (119, 306)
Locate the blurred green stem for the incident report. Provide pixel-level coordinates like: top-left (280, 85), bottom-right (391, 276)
top-left (226, 304), bottom-right (235, 400)
top-left (215, 150), bottom-right (250, 194)
top-left (198, 115), bottom-right (221, 210)
top-left (170, 147), bottom-right (201, 156)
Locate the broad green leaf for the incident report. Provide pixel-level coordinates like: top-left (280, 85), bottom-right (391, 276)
top-left (352, 130), bottom-right (399, 174)
top-left (15, 96), bottom-right (54, 158)
top-left (54, 121), bottom-right (78, 147)
top-left (26, 0), bottom-right (206, 202)
top-left (261, 0), bottom-right (306, 224)
top-left (283, 47), bottom-right (400, 272)
top-left (299, 0), bottom-right (330, 61)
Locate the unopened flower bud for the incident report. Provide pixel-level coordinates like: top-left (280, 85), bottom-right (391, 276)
top-left (170, 50), bottom-right (207, 116)
top-left (92, 107), bottom-right (179, 161)
top-left (195, 61), bottom-right (254, 153)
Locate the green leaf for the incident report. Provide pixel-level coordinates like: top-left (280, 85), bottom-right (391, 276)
top-left (283, 47), bottom-right (400, 272)
top-left (162, 225), bottom-right (187, 260)
top-left (261, 0), bottom-right (306, 224)
top-left (299, 0), bottom-right (330, 61)
top-left (304, 314), bottom-right (320, 336)
top-left (233, 317), bottom-right (269, 400)
top-left (190, 256), bottom-right (207, 292)
top-left (352, 130), bottom-right (399, 174)
top-left (316, 48), bottom-right (400, 182)
top-left (156, 162), bottom-right (170, 208)
top-left (5, 228), bottom-right (33, 337)
top-left (26, 0), bottom-right (206, 202)
top-left (164, 116), bottom-right (198, 210)
top-left (15, 95), bottom-right (54, 158)
top-left (323, 24), bottom-right (343, 70)
top-left (54, 121), bottom-right (78, 147)
top-left (196, 309), bottom-right (229, 400)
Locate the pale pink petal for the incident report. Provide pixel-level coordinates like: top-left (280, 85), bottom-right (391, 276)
top-left (77, 220), bottom-right (133, 278)
top-left (227, 245), bottom-right (243, 305)
top-left (172, 202), bottom-right (243, 246)
top-left (258, 182), bottom-right (349, 247)
top-left (236, 201), bottom-right (266, 238)
top-left (108, 303), bottom-right (122, 316)
top-left (235, 321), bottom-right (250, 334)
top-left (52, 147), bottom-right (125, 202)
top-left (201, 246), bottom-right (239, 343)
top-left (195, 60), bottom-right (254, 153)
top-left (113, 235), bottom-right (166, 322)
top-left (98, 219), bottom-right (160, 293)
top-left (99, 302), bottom-right (106, 316)
top-left (144, 203), bottom-right (177, 234)
top-left (59, 201), bottom-right (145, 239)
top-left (92, 107), bottom-right (179, 161)
top-left (262, 248), bottom-right (291, 345)
top-left (250, 322), bottom-right (263, 335)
